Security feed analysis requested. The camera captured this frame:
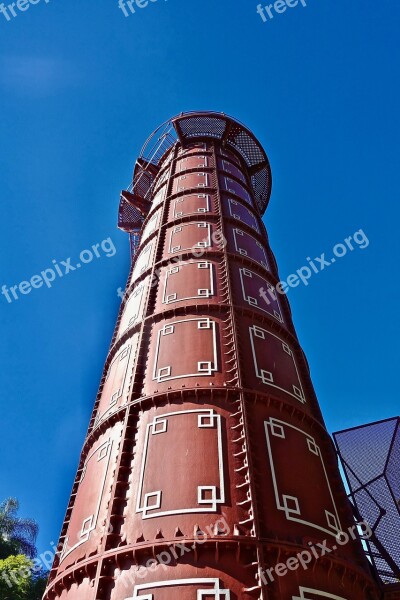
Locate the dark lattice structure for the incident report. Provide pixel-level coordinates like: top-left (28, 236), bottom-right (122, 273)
top-left (334, 417), bottom-right (400, 586)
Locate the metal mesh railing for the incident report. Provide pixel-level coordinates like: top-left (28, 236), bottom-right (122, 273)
top-left (334, 417), bottom-right (400, 584)
top-left (119, 112), bottom-right (272, 224)
top-left (177, 115), bottom-right (227, 140)
top-left (173, 113), bottom-right (272, 213)
top-left (118, 112), bottom-right (273, 262)
top-left (227, 124), bottom-right (266, 166)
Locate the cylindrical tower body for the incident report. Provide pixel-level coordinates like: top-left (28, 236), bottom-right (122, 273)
top-left (44, 113), bottom-right (381, 600)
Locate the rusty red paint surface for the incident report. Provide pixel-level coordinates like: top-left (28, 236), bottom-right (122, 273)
top-left (43, 113), bottom-right (382, 600)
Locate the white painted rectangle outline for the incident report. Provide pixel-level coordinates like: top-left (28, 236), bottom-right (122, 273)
top-left (221, 159), bottom-right (246, 183)
top-left (179, 143), bottom-right (208, 154)
top-left (265, 417), bottom-right (342, 538)
top-left (249, 325), bottom-right (305, 402)
top-left (141, 209), bottom-right (161, 243)
top-left (156, 168), bottom-right (169, 188)
top-left (177, 156), bottom-right (208, 172)
top-left (103, 344), bottom-right (132, 410)
top-left (131, 242), bottom-right (153, 282)
top-left (162, 261), bottom-right (214, 304)
top-left (152, 185), bottom-right (166, 208)
top-left (152, 318), bottom-right (218, 382)
top-left (60, 439), bottom-right (112, 562)
top-left (293, 588), bottom-right (347, 600)
top-left (119, 284), bottom-right (146, 335)
top-left (176, 172), bottom-right (209, 191)
top-left (168, 222), bottom-right (211, 254)
top-left (136, 410), bottom-right (225, 519)
top-left (239, 268), bottom-right (283, 322)
top-left (223, 176), bottom-right (251, 202)
top-left (233, 228), bottom-right (268, 269)
top-left (173, 194), bottom-right (210, 218)
top-left (130, 578), bottom-right (230, 600)
top-left (228, 198), bottom-right (259, 232)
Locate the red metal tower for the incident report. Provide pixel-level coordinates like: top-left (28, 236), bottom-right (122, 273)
top-left (44, 112), bottom-right (382, 600)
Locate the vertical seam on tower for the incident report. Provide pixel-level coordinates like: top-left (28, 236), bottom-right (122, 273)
top-left (214, 142), bottom-right (268, 600)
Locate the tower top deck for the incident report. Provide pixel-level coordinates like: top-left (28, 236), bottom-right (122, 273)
top-left (127, 111), bottom-right (272, 215)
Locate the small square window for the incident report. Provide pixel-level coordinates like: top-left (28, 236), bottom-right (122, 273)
top-left (80, 517), bottom-right (93, 536)
top-left (98, 444), bottom-right (109, 461)
top-left (252, 326), bottom-right (265, 339)
top-left (293, 385), bottom-right (304, 400)
top-left (307, 438), bottom-right (319, 456)
top-left (162, 325), bottom-right (174, 335)
top-left (198, 413), bottom-right (215, 428)
top-left (157, 366), bottom-right (171, 380)
top-left (120, 348), bottom-right (129, 360)
top-left (110, 391), bottom-right (119, 406)
top-left (261, 370), bottom-right (274, 384)
top-left (197, 487), bottom-right (217, 509)
top-left (143, 491), bottom-right (162, 511)
top-left (198, 361), bottom-right (212, 373)
top-left (152, 419), bottom-right (167, 434)
top-left (325, 510), bottom-right (339, 532)
top-left (283, 495), bottom-right (301, 515)
top-left (270, 422), bottom-right (285, 438)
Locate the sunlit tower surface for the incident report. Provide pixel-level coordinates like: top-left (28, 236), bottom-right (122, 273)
top-left (44, 112), bottom-right (383, 600)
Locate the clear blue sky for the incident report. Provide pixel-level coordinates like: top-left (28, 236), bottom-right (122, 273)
top-left (0, 0), bottom-right (398, 557)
